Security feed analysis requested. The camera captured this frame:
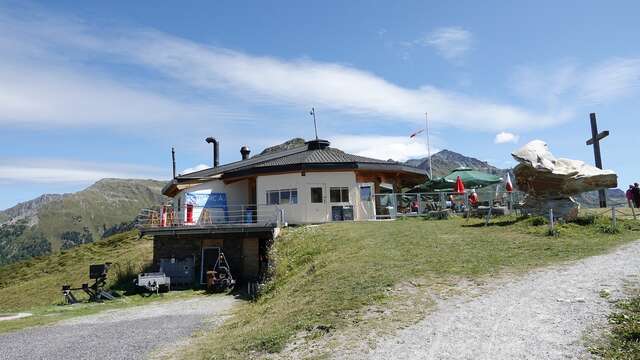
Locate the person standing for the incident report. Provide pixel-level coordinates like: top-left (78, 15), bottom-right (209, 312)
top-left (628, 185), bottom-right (636, 208)
top-left (633, 183), bottom-right (640, 209)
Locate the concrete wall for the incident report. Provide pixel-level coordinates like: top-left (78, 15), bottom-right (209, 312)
top-left (257, 171), bottom-right (371, 224)
top-left (153, 233), bottom-right (266, 283)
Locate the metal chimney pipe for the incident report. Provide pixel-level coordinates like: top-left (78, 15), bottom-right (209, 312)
top-left (240, 145), bottom-right (251, 160)
top-left (171, 147), bottom-right (176, 179)
top-left (205, 137), bottom-right (219, 167)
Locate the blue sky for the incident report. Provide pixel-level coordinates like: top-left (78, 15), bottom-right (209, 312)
top-left (1, 0), bottom-right (639, 210)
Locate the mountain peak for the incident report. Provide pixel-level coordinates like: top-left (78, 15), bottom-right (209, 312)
top-left (405, 149), bottom-right (500, 178)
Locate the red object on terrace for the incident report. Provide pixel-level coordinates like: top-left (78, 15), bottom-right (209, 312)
top-left (454, 176), bottom-right (465, 194)
top-left (160, 206), bottom-right (167, 227)
top-left (186, 204), bottom-right (194, 223)
top-left (505, 173), bottom-right (514, 192)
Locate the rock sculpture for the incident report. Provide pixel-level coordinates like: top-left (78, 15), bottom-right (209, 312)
top-left (512, 140), bottom-right (617, 219)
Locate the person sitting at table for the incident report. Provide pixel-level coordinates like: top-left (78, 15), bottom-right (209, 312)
top-left (468, 189), bottom-right (479, 207)
top-left (410, 200), bottom-right (419, 213)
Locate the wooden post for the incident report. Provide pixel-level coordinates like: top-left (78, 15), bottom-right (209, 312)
top-left (549, 208), bottom-right (554, 232)
top-left (611, 206), bottom-right (617, 228)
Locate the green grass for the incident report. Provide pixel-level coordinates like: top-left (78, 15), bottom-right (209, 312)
top-left (0, 230), bottom-right (152, 313)
top-left (183, 215), bottom-right (640, 359)
top-left (590, 289), bottom-right (640, 359)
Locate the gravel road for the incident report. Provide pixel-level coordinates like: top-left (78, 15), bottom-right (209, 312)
top-left (344, 240), bottom-right (640, 360)
top-left (0, 296), bottom-right (238, 360)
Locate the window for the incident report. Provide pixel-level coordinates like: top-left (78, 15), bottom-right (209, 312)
top-left (310, 187), bottom-right (323, 203)
top-left (359, 186), bottom-right (372, 201)
top-left (267, 191), bottom-right (280, 205)
top-left (266, 189), bottom-right (298, 205)
top-left (330, 187), bottom-right (349, 203)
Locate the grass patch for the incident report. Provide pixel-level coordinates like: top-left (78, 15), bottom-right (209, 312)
top-left (0, 229), bottom-right (213, 333)
top-left (590, 291), bottom-right (640, 358)
top-left (0, 230), bottom-right (152, 312)
top-left (183, 215), bottom-right (640, 359)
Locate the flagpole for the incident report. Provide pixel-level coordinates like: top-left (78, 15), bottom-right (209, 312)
top-left (425, 112), bottom-right (433, 180)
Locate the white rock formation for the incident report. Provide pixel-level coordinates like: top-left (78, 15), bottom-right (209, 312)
top-left (512, 140), bottom-right (617, 219)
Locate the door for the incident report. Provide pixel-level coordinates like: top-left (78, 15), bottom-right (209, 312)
top-left (358, 183), bottom-right (376, 220)
top-left (200, 247), bottom-right (221, 284)
top-left (307, 183), bottom-right (327, 223)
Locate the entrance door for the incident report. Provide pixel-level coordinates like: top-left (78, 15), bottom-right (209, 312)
top-left (307, 183), bottom-right (327, 223)
top-left (358, 183), bottom-right (376, 220)
top-left (200, 247), bottom-right (221, 284)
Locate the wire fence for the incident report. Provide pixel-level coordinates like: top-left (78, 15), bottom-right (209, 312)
top-left (137, 204), bottom-right (284, 228)
top-left (372, 190), bottom-right (527, 219)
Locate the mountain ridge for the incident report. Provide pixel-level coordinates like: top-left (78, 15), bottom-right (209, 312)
top-left (0, 178), bottom-right (167, 265)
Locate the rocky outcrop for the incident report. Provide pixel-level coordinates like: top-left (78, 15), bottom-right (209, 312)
top-left (0, 194), bottom-right (67, 226)
top-left (512, 140), bottom-right (617, 219)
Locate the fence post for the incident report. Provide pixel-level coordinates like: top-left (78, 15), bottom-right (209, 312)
top-left (611, 206), bottom-right (617, 228)
top-left (485, 198), bottom-right (493, 226)
top-left (549, 208), bottom-right (554, 232)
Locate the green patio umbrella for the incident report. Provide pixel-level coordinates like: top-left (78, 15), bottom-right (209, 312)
top-left (443, 168), bottom-right (502, 189)
top-left (410, 167), bottom-right (502, 192)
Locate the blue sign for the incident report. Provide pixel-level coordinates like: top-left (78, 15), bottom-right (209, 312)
top-left (185, 191), bottom-right (229, 222)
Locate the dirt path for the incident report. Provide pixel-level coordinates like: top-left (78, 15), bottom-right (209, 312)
top-left (0, 295), bottom-right (239, 360)
top-left (341, 240), bottom-right (640, 360)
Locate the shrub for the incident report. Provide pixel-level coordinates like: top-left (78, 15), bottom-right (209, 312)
top-left (571, 215), bottom-right (597, 226)
top-left (530, 216), bottom-right (547, 226)
top-left (599, 224), bottom-right (621, 234)
top-left (546, 228), bottom-right (560, 237)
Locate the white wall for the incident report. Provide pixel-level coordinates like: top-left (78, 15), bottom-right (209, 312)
top-left (257, 171), bottom-right (368, 224)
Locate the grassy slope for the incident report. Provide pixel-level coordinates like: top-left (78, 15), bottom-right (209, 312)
top-left (185, 215), bottom-right (640, 359)
top-left (590, 288), bottom-right (640, 359)
top-left (0, 230), bottom-right (152, 312)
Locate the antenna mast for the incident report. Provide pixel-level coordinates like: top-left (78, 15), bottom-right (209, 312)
top-left (310, 107), bottom-right (319, 140)
top-left (425, 112), bottom-right (433, 180)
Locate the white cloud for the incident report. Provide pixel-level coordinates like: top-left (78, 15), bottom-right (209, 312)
top-left (421, 27), bottom-right (472, 61)
top-left (330, 135), bottom-right (437, 162)
top-left (118, 31), bottom-right (565, 132)
top-left (510, 58), bottom-right (640, 106)
top-left (0, 61), bottom-right (221, 127)
top-left (582, 58), bottom-right (640, 103)
top-left (0, 159), bottom-right (166, 183)
top-left (0, 8), bottom-right (568, 133)
top-left (494, 131), bottom-right (520, 144)
top-left (181, 164), bottom-right (209, 175)
top-left (0, 10), bottom-right (252, 128)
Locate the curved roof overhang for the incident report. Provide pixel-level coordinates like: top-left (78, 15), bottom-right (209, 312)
top-left (162, 163), bottom-right (427, 196)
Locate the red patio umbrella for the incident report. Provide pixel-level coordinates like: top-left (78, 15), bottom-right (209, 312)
top-left (505, 173), bottom-right (514, 192)
top-left (454, 175), bottom-right (465, 194)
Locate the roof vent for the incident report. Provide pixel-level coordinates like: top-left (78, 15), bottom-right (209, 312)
top-left (240, 145), bottom-right (251, 160)
top-left (306, 139), bottom-right (330, 150)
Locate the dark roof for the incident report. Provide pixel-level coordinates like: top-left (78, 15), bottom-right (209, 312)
top-left (163, 139), bottom-right (427, 195)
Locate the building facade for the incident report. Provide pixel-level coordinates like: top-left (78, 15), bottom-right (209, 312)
top-left (141, 139), bottom-right (427, 285)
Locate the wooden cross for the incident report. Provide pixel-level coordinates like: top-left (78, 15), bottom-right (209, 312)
top-left (586, 112), bottom-right (610, 208)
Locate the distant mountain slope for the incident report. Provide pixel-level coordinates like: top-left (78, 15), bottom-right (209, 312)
top-left (259, 138), bottom-right (306, 156)
top-left (0, 179), bottom-right (166, 265)
top-left (0, 194), bottom-right (68, 226)
top-left (406, 149), bottom-right (503, 178)
top-left (574, 189), bottom-right (627, 208)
